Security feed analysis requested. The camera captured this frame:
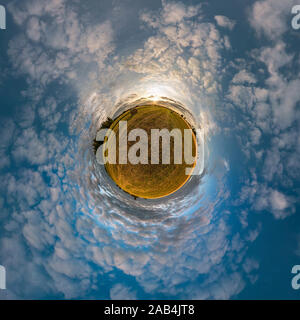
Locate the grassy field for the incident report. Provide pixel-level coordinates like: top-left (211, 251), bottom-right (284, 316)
top-left (103, 105), bottom-right (197, 199)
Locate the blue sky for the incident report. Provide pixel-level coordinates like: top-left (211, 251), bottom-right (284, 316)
top-left (0, 0), bottom-right (300, 300)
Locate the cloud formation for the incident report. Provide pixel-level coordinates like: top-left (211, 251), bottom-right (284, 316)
top-left (1, 0), bottom-right (299, 300)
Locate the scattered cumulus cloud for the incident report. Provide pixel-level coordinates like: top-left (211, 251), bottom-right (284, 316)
top-left (215, 15), bottom-right (235, 30)
top-left (1, 0), bottom-right (299, 300)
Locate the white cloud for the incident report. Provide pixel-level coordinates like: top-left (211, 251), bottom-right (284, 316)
top-left (225, 0), bottom-right (300, 226)
top-left (232, 70), bottom-right (256, 84)
top-left (249, 0), bottom-right (298, 40)
top-left (12, 128), bottom-right (48, 165)
top-left (250, 127), bottom-right (261, 145)
top-left (161, 0), bottom-right (201, 24)
top-left (26, 16), bottom-right (43, 41)
top-left (270, 190), bottom-right (289, 211)
top-left (237, 180), bottom-right (295, 220)
top-left (226, 85), bottom-right (256, 111)
top-left (110, 284), bottom-right (137, 300)
top-left (215, 15), bottom-right (235, 30)
top-left (0, 0), bottom-right (271, 301)
top-left (7, 0), bottom-right (115, 85)
top-left (0, 118), bottom-right (15, 148)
